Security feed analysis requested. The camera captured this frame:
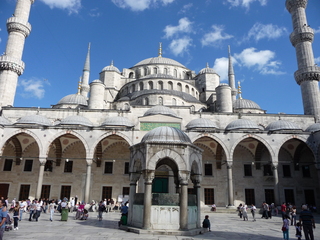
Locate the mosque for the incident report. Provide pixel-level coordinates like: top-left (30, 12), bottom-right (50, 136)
top-left (0, 0), bottom-right (320, 229)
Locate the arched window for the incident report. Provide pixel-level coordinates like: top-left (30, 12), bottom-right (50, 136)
top-left (148, 81), bottom-right (153, 90)
top-left (139, 82), bottom-right (144, 91)
top-left (154, 67), bottom-right (158, 74)
top-left (177, 83), bottom-right (182, 91)
top-left (164, 68), bottom-right (168, 75)
top-left (185, 85), bottom-right (190, 94)
top-left (125, 86), bottom-right (128, 95)
top-left (168, 81), bottom-right (173, 90)
top-left (174, 69), bottom-right (177, 78)
top-left (144, 97), bottom-right (149, 105)
top-left (191, 88), bottom-right (195, 96)
top-left (144, 68), bottom-right (148, 76)
top-left (129, 72), bottom-right (134, 78)
top-left (158, 97), bottom-right (163, 105)
top-left (131, 84), bottom-right (135, 93)
top-left (123, 103), bottom-right (130, 110)
top-left (158, 81), bottom-right (163, 90)
top-left (172, 98), bottom-right (176, 105)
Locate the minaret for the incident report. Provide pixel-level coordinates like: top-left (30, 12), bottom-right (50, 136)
top-left (228, 46), bottom-right (237, 101)
top-left (80, 43), bottom-right (91, 98)
top-left (286, 0), bottom-right (320, 116)
top-left (0, 0), bottom-right (35, 107)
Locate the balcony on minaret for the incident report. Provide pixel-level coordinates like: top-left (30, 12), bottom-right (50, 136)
top-left (290, 26), bottom-right (314, 47)
top-left (6, 17), bottom-right (31, 38)
top-left (294, 66), bottom-right (320, 85)
top-left (0, 55), bottom-right (25, 76)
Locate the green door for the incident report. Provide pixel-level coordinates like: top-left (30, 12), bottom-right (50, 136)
top-left (152, 178), bottom-right (168, 193)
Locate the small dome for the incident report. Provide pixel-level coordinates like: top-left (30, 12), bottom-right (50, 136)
top-left (134, 57), bottom-right (186, 68)
top-left (15, 115), bottom-right (52, 126)
top-left (234, 99), bottom-right (261, 110)
top-left (141, 126), bottom-right (191, 143)
top-left (305, 123), bottom-right (320, 133)
top-left (101, 116), bottom-right (134, 127)
top-left (186, 118), bottom-right (218, 130)
top-left (91, 79), bottom-right (103, 83)
top-left (57, 94), bottom-right (88, 106)
top-left (59, 115), bottom-right (93, 127)
top-left (198, 67), bottom-right (217, 75)
top-left (0, 116), bottom-right (11, 126)
top-left (102, 61), bottom-right (121, 74)
top-left (266, 120), bottom-right (301, 132)
top-left (144, 105), bottom-right (178, 118)
top-left (225, 119), bottom-right (261, 131)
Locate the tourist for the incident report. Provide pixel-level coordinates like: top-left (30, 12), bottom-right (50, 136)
top-left (48, 200), bottom-right (56, 222)
top-left (19, 199), bottom-right (26, 221)
top-left (98, 201), bottom-right (105, 221)
top-left (299, 205), bottom-right (316, 240)
top-left (295, 222), bottom-right (302, 240)
top-left (0, 199), bottom-right (7, 240)
top-left (13, 202), bottom-right (19, 230)
top-left (202, 215), bottom-right (211, 231)
top-left (250, 204), bottom-right (256, 221)
top-left (282, 214), bottom-right (290, 240)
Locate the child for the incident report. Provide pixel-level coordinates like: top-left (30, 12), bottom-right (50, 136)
top-left (295, 222), bottom-right (302, 240)
top-left (202, 215), bottom-right (211, 232)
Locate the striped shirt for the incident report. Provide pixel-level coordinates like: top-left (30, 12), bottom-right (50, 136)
top-left (299, 210), bottom-right (314, 226)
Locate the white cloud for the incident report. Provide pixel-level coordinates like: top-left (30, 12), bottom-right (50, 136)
top-left (89, 8), bottom-right (101, 17)
top-left (111, 0), bottom-right (175, 11)
top-left (201, 25), bottom-right (233, 47)
top-left (169, 37), bottom-right (192, 56)
top-left (247, 23), bottom-right (287, 41)
top-left (234, 47), bottom-right (285, 75)
top-left (19, 78), bottom-right (47, 99)
top-left (213, 57), bottom-right (229, 82)
top-left (163, 18), bottom-right (193, 39)
top-left (315, 57), bottom-right (320, 65)
top-left (225, 0), bottom-right (267, 9)
top-left (39, 0), bottom-right (81, 14)
top-left (314, 27), bottom-right (320, 34)
top-left (178, 3), bottom-right (193, 14)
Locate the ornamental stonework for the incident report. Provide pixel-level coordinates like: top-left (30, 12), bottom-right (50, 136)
top-left (6, 17), bottom-right (31, 38)
top-left (294, 67), bottom-right (320, 85)
top-left (286, 0), bottom-right (307, 13)
top-left (0, 55), bottom-right (25, 76)
top-left (290, 30), bottom-right (314, 47)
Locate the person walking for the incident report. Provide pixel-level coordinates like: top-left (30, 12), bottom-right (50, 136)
top-left (251, 204), bottom-right (256, 221)
top-left (48, 200), bottom-right (56, 222)
top-left (0, 199), bottom-right (8, 240)
top-left (98, 201), bottom-right (105, 221)
top-left (28, 200), bottom-right (36, 221)
top-left (242, 204), bottom-right (248, 221)
top-left (299, 205), bottom-right (316, 240)
top-left (282, 214), bottom-right (290, 240)
top-left (13, 202), bottom-right (19, 230)
top-left (19, 200), bottom-right (26, 221)
top-left (291, 205), bottom-right (297, 226)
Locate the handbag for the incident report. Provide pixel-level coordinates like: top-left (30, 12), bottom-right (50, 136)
top-left (282, 226), bottom-right (286, 231)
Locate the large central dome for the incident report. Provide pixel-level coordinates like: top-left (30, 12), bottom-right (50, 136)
top-left (133, 57), bottom-right (186, 68)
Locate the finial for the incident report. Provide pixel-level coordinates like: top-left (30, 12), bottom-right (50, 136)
top-left (111, 60), bottom-right (114, 66)
top-left (37, 107), bottom-right (40, 115)
top-left (77, 77), bottom-right (82, 94)
top-left (206, 62), bottom-right (209, 68)
top-left (237, 81), bottom-right (242, 99)
top-left (158, 42), bottom-right (162, 57)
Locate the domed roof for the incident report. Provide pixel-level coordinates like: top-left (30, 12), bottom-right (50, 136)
top-left (15, 114), bottom-right (52, 126)
top-left (91, 79), bottom-right (104, 83)
top-left (198, 63), bottom-right (217, 75)
top-left (186, 118), bottom-right (218, 130)
top-left (57, 94), bottom-right (88, 106)
top-left (234, 99), bottom-right (261, 110)
top-left (134, 57), bottom-right (186, 68)
top-left (266, 120), bottom-right (301, 132)
top-left (305, 123), bottom-right (320, 133)
top-left (144, 105), bottom-right (178, 118)
top-left (225, 119), bottom-right (261, 131)
top-left (141, 126), bottom-right (191, 143)
top-left (59, 115), bottom-right (93, 127)
top-left (101, 116), bottom-right (134, 127)
top-left (101, 61), bottom-right (120, 73)
top-left (0, 116), bottom-right (11, 126)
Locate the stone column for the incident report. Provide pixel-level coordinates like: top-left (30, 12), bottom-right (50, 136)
top-left (142, 170), bottom-right (154, 229)
top-left (272, 162), bottom-right (279, 206)
top-left (128, 172), bottom-right (140, 226)
top-left (191, 174), bottom-right (202, 228)
top-left (179, 171), bottom-right (190, 230)
top-left (35, 158), bottom-right (46, 199)
top-left (84, 160), bottom-right (92, 204)
top-left (226, 161), bottom-right (234, 206)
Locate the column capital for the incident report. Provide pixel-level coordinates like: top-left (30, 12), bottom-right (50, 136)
top-left (86, 159), bottom-right (93, 166)
top-left (179, 170), bottom-right (190, 185)
top-left (271, 162), bottom-right (278, 169)
top-left (190, 174), bottom-right (202, 186)
top-left (142, 170), bottom-right (155, 184)
top-left (129, 172), bottom-right (141, 183)
top-left (226, 160), bottom-right (233, 169)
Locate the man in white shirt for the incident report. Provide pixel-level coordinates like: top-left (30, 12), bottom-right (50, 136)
top-left (19, 200), bottom-right (26, 221)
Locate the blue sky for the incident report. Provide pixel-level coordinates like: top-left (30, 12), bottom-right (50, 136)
top-left (0, 0), bottom-right (319, 114)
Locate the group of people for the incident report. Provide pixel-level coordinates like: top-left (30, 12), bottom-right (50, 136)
top-left (237, 203), bottom-right (257, 221)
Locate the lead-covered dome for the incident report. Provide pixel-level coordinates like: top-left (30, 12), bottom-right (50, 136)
top-left (186, 118), bottom-right (218, 130)
top-left (101, 61), bottom-right (121, 74)
top-left (141, 126), bottom-right (191, 143)
top-left (15, 115), bottom-right (52, 126)
top-left (305, 123), bottom-right (320, 133)
top-left (144, 105), bottom-right (178, 118)
top-left (266, 120), bottom-right (301, 132)
top-left (59, 115), bottom-right (93, 127)
top-left (101, 116), bottom-right (134, 127)
top-left (57, 94), bottom-right (88, 106)
top-left (225, 119), bottom-right (261, 131)
top-left (233, 99), bottom-right (261, 110)
top-left (134, 57), bottom-right (186, 68)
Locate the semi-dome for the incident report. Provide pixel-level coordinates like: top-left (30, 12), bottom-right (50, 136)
top-left (233, 98), bottom-right (261, 110)
top-left (305, 123), bottom-right (320, 133)
top-left (101, 61), bottom-right (121, 74)
top-left (59, 115), bottom-right (93, 127)
top-left (101, 116), bottom-right (134, 127)
top-left (134, 57), bottom-right (186, 68)
top-left (143, 105), bottom-right (178, 118)
top-left (266, 120), bottom-right (301, 132)
top-left (225, 119), bottom-right (261, 131)
top-left (0, 116), bottom-right (12, 126)
top-left (57, 93), bottom-right (88, 106)
top-left (15, 114), bottom-right (52, 126)
top-left (141, 126), bottom-right (191, 143)
top-left (186, 118), bottom-right (218, 130)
